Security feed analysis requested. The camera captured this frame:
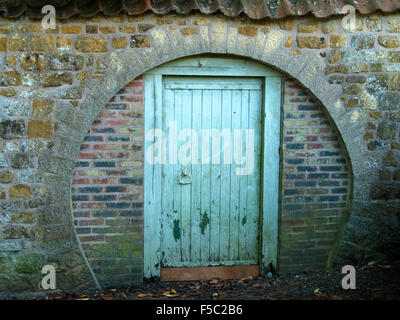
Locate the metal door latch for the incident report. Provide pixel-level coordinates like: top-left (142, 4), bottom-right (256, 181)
top-left (178, 171), bottom-right (192, 185)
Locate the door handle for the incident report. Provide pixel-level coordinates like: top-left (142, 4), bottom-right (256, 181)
top-left (178, 171), bottom-right (192, 185)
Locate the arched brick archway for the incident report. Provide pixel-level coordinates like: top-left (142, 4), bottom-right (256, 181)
top-left (51, 25), bottom-right (371, 290)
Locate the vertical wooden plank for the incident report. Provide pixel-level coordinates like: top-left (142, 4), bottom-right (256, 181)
top-left (144, 74), bottom-right (164, 277)
top-left (238, 90), bottom-right (249, 261)
top-left (210, 89), bottom-right (222, 263)
top-left (219, 89), bottom-right (232, 262)
top-left (171, 89), bottom-right (183, 263)
top-left (229, 90), bottom-right (241, 261)
top-left (160, 86), bottom-right (177, 267)
top-left (246, 88), bottom-right (262, 262)
top-left (153, 75), bottom-right (164, 266)
top-left (180, 89), bottom-right (192, 262)
top-left (190, 89), bottom-right (202, 262)
top-left (261, 76), bottom-right (281, 272)
top-left (200, 89), bottom-right (212, 262)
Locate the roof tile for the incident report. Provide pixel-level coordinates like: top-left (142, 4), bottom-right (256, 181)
top-left (0, 0), bottom-right (399, 19)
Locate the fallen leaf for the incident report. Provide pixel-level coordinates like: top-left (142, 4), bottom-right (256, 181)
top-left (252, 283), bottom-right (262, 288)
top-left (102, 296), bottom-right (113, 300)
top-left (314, 288), bottom-right (320, 294)
top-left (378, 265), bottom-right (391, 269)
top-left (162, 289), bottom-right (179, 297)
top-left (367, 261), bottom-right (376, 266)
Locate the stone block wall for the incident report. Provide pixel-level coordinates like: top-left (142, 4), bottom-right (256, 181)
top-left (0, 11), bottom-right (399, 292)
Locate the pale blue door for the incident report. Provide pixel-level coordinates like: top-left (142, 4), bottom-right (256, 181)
top-left (159, 76), bottom-right (263, 268)
top-left (144, 57), bottom-right (281, 279)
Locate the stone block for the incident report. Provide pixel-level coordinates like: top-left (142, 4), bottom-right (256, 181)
top-left (75, 36), bottom-right (108, 52)
top-left (9, 184), bottom-right (31, 199)
top-left (28, 120), bottom-right (53, 139)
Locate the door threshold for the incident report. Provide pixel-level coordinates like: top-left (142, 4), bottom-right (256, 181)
top-left (160, 265), bottom-right (259, 282)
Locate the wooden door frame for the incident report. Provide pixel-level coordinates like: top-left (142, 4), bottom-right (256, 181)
top-left (143, 56), bottom-right (282, 278)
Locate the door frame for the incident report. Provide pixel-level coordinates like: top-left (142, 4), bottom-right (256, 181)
top-left (143, 56), bottom-right (282, 278)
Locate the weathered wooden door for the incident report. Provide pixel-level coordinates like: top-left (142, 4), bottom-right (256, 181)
top-left (144, 57), bottom-right (281, 279)
top-left (160, 76), bottom-right (262, 269)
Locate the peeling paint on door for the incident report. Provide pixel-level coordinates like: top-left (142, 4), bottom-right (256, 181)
top-left (199, 212), bottom-right (209, 235)
top-left (173, 219), bottom-right (181, 241)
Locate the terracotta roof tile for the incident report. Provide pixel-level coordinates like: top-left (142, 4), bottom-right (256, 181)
top-left (0, 0), bottom-right (399, 20)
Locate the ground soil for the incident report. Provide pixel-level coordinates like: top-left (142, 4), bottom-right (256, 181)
top-left (26, 261), bottom-right (399, 300)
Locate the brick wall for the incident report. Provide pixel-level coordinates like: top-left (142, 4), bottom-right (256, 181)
top-left (71, 75), bottom-right (350, 283)
top-left (280, 78), bottom-right (350, 273)
top-left (72, 76), bottom-right (144, 287)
